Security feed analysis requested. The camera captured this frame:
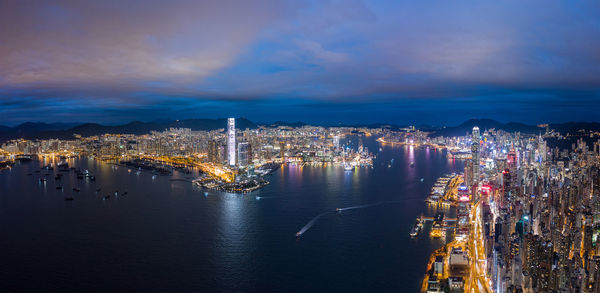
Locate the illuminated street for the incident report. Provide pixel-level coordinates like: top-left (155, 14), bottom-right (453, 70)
top-left (1, 1), bottom-right (599, 291)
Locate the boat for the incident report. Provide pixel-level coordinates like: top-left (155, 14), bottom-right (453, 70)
top-left (420, 178), bottom-right (424, 182)
top-left (410, 218), bottom-right (423, 237)
top-left (39, 178), bottom-right (47, 183)
top-left (344, 164), bottom-right (353, 172)
top-left (152, 175), bottom-right (157, 179)
top-left (72, 187), bottom-right (80, 192)
top-left (122, 191), bottom-right (128, 196)
top-left (89, 176), bottom-right (95, 181)
top-left (103, 195), bottom-right (111, 200)
top-left (336, 208), bottom-right (342, 213)
top-left (430, 212), bottom-right (445, 238)
top-left (64, 197), bottom-right (74, 201)
top-left (56, 186), bottom-right (63, 190)
top-left (410, 162), bottom-right (415, 168)
top-left (96, 187), bottom-right (102, 192)
top-left (296, 232), bottom-right (301, 238)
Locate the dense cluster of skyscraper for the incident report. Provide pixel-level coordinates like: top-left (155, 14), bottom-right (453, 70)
top-left (0, 118), bottom-right (374, 175)
top-left (455, 127), bottom-right (600, 292)
top-left (3, 118), bottom-right (600, 292)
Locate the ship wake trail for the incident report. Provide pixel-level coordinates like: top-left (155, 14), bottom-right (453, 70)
top-left (255, 196), bottom-right (276, 200)
top-left (338, 202), bottom-right (383, 212)
top-left (295, 196), bottom-right (424, 238)
top-left (296, 211), bottom-right (333, 238)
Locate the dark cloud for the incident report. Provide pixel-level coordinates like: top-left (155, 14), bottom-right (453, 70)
top-left (0, 0), bottom-right (599, 124)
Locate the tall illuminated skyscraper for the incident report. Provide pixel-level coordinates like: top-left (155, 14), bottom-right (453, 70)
top-left (237, 142), bottom-right (249, 167)
top-left (471, 126), bottom-right (480, 194)
top-left (227, 118), bottom-right (236, 166)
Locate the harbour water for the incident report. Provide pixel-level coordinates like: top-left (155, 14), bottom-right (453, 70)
top-left (0, 137), bottom-right (463, 292)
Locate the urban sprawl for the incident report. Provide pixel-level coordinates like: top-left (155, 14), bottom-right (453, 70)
top-left (2, 120), bottom-right (600, 292)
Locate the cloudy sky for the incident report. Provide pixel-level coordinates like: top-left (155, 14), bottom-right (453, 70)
top-left (1, 0), bottom-right (599, 125)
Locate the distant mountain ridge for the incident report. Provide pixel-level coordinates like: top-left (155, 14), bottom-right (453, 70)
top-left (0, 118), bottom-right (257, 142)
top-left (431, 119), bottom-right (541, 137)
top-left (1, 118), bottom-right (600, 143)
top-left (430, 119), bottom-right (600, 137)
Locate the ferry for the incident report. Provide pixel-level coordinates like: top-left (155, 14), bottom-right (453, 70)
top-left (410, 217), bottom-right (423, 237)
top-left (72, 187), bottom-right (80, 192)
top-left (430, 212), bottom-right (445, 238)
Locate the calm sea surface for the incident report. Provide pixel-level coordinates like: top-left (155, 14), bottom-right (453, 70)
top-left (0, 137), bottom-right (463, 292)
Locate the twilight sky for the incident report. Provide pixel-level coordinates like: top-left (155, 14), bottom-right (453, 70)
top-left (1, 0), bottom-right (599, 126)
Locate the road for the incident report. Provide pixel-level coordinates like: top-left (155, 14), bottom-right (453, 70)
top-left (466, 199), bottom-right (493, 293)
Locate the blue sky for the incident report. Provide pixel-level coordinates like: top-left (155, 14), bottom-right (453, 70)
top-left (0, 0), bottom-right (599, 126)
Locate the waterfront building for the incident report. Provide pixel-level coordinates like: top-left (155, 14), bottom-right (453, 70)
top-left (238, 142), bottom-right (249, 167)
top-left (227, 118), bottom-right (236, 166)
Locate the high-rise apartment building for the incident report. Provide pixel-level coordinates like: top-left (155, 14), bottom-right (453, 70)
top-left (227, 118), bottom-right (236, 166)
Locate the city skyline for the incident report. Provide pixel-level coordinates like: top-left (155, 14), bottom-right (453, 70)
top-left (2, 2), bottom-right (600, 291)
top-left (1, 1), bottom-right (599, 125)
top-left (3, 118), bottom-right (600, 291)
